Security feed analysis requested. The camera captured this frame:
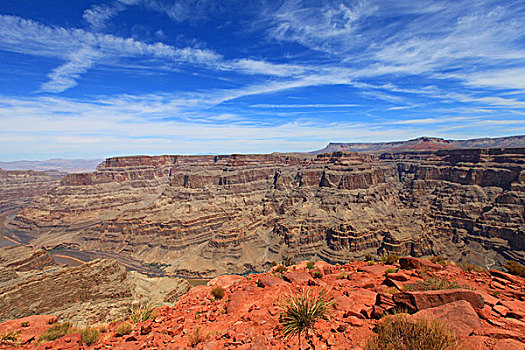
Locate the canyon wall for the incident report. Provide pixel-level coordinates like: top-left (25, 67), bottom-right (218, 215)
top-left (4, 149), bottom-right (524, 277)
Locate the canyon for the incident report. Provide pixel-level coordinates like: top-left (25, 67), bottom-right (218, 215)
top-left (3, 146), bottom-right (524, 278)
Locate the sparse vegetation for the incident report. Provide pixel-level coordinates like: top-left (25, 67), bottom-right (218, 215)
top-left (313, 271), bottom-right (322, 279)
top-left (116, 322), bottom-right (132, 336)
top-left (279, 288), bottom-right (334, 344)
top-left (430, 256), bottom-right (447, 266)
top-left (404, 275), bottom-right (470, 291)
top-left (383, 287), bottom-right (399, 294)
top-left (129, 301), bottom-right (157, 324)
top-left (282, 256), bottom-right (296, 267)
top-left (306, 261), bottom-right (315, 270)
top-left (274, 264), bottom-right (288, 274)
top-left (79, 328), bottom-right (99, 346)
top-left (367, 261), bottom-right (376, 266)
top-left (211, 286), bottom-right (225, 300)
top-left (0, 329), bottom-right (20, 344)
top-left (365, 315), bottom-right (460, 350)
top-left (188, 326), bottom-right (208, 347)
top-left (38, 322), bottom-right (75, 343)
top-left (20, 321), bottom-right (29, 327)
top-left (338, 273), bottom-right (348, 280)
top-left (458, 262), bottom-right (485, 273)
top-left (505, 260), bottom-right (525, 278)
top-left (384, 268), bottom-right (397, 274)
top-left (382, 254), bottom-right (400, 265)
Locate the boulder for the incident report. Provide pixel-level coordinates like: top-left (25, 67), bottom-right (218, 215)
top-left (413, 300), bottom-right (482, 337)
top-left (393, 289), bottom-right (485, 312)
top-left (282, 270), bottom-right (312, 284)
top-left (256, 275), bottom-right (289, 288)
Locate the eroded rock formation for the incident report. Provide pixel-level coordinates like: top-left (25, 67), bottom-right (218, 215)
top-left (4, 148), bottom-right (525, 277)
top-left (0, 246), bottom-right (190, 327)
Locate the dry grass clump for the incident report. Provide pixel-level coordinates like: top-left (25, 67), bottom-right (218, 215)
top-left (366, 315), bottom-right (460, 350)
top-left (505, 260), bottom-right (525, 278)
top-left (429, 256), bottom-right (448, 266)
top-left (37, 322), bottom-right (99, 346)
top-left (129, 301), bottom-right (157, 324)
top-left (38, 322), bottom-right (75, 343)
top-left (279, 288), bottom-right (334, 343)
top-left (211, 286), bottom-right (225, 300)
top-left (188, 326), bottom-right (208, 347)
top-left (404, 275), bottom-right (470, 292)
top-left (0, 329), bottom-right (21, 345)
top-left (116, 322), bottom-right (132, 336)
top-left (458, 262), bottom-right (485, 273)
top-left (381, 254), bottom-right (400, 265)
top-left (384, 268), bottom-right (397, 274)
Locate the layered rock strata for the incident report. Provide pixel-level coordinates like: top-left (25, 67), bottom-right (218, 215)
top-left (5, 148), bottom-right (525, 277)
top-left (0, 246), bottom-right (190, 327)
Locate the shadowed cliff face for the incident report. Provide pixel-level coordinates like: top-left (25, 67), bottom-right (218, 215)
top-left (4, 149), bottom-right (525, 277)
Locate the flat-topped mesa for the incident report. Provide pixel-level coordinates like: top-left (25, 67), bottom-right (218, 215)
top-left (5, 147), bottom-right (525, 277)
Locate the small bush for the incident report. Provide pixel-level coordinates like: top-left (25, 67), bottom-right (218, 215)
top-left (38, 322), bottom-right (75, 343)
top-left (367, 261), bottom-right (376, 266)
top-left (282, 256), bottom-right (296, 267)
top-left (430, 256), bottom-right (447, 266)
top-left (404, 276), bottom-right (470, 291)
top-left (129, 301), bottom-right (157, 324)
top-left (211, 286), bottom-right (225, 300)
top-left (0, 329), bottom-right (20, 344)
top-left (20, 321), bottom-right (29, 327)
top-left (313, 271), bottom-right (322, 279)
top-left (383, 287), bottom-right (399, 294)
top-left (279, 288), bottom-right (334, 342)
top-left (384, 268), bottom-right (397, 274)
top-left (458, 262), bottom-right (485, 273)
top-left (274, 265), bottom-right (288, 274)
top-left (337, 273), bottom-right (348, 280)
top-left (79, 328), bottom-right (99, 346)
top-left (306, 261), bottom-right (315, 270)
top-left (382, 255), bottom-right (400, 265)
top-left (116, 322), bottom-right (132, 337)
top-left (188, 326), bottom-right (208, 347)
top-left (366, 315), bottom-right (460, 350)
top-left (505, 261), bottom-right (525, 278)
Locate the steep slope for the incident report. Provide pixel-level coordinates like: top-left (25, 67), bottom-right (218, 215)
top-left (0, 246), bottom-right (190, 327)
top-left (4, 149), bottom-right (525, 277)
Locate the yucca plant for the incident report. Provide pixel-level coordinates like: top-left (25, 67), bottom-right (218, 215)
top-left (279, 288), bottom-right (334, 346)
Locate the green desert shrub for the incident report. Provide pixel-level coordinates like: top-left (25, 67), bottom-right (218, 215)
top-left (366, 315), bottom-right (460, 350)
top-left (20, 321), bottom-right (29, 327)
top-left (211, 286), bottom-right (225, 300)
top-left (279, 288), bottom-right (333, 343)
top-left (274, 264), bottom-right (288, 274)
top-left (129, 301), bottom-right (157, 323)
top-left (384, 268), bottom-right (397, 274)
top-left (38, 322), bottom-right (75, 343)
top-left (116, 322), bottom-right (132, 336)
top-left (505, 261), bottom-right (525, 278)
top-left (313, 271), bottom-right (322, 279)
top-left (306, 261), bottom-right (315, 270)
top-left (404, 276), bottom-right (470, 292)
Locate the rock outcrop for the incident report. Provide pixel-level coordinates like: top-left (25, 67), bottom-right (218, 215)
top-left (0, 169), bottom-right (60, 215)
top-left (4, 148), bottom-right (525, 277)
top-left (0, 246), bottom-right (190, 327)
top-left (1, 258), bottom-right (524, 349)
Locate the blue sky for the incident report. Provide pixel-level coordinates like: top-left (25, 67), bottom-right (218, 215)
top-left (0, 0), bottom-right (524, 160)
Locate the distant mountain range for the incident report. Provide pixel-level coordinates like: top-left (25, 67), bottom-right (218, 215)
top-left (0, 158), bottom-right (102, 173)
top-left (312, 135), bottom-right (525, 154)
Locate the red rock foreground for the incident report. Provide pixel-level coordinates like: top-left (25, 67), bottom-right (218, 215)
top-left (1, 258), bottom-right (524, 349)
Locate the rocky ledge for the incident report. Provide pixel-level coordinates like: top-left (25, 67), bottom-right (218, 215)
top-left (0, 258), bottom-right (523, 349)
